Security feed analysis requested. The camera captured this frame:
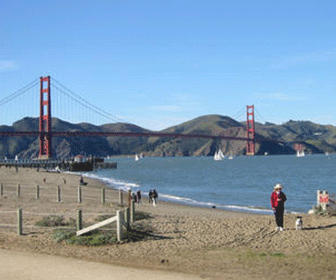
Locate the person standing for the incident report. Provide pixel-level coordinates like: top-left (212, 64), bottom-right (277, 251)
top-left (271, 183), bottom-right (287, 231)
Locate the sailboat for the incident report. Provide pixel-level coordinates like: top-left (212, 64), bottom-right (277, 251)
top-left (214, 149), bottom-right (225, 161)
top-left (296, 150), bottom-right (305, 157)
top-left (135, 154), bottom-right (140, 161)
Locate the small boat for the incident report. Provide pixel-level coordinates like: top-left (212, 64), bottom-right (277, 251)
top-left (296, 150), bottom-right (305, 157)
top-left (135, 154), bottom-right (140, 161)
top-left (214, 149), bottom-right (225, 161)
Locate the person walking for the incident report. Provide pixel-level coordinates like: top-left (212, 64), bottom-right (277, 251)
top-left (271, 183), bottom-right (287, 231)
top-left (136, 190), bottom-right (141, 204)
top-left (148, 189), bottom-right (153, 204)
top-left (152, 189), bottom-right (158, 206)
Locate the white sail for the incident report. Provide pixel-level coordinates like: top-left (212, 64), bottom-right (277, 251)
top-left (296, 150), bottom-right (305, 157)
top-left (214, 149), bottom-right (225, 161)
top-left (218, 149), bottom-right (225, 160)
top-left (135, 154), bottom-right (139, 161)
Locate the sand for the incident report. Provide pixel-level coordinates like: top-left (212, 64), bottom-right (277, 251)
top-left (0, 166), bottom-right (336, 280)
top-left (0, 249), bottom-right (201, 280)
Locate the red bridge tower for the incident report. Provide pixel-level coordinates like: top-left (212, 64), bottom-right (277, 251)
top-left (246, 105), bottom-right (255, 156)
top-left (39, 76), bottom-right (52, 159)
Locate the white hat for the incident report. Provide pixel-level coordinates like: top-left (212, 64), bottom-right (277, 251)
top-left (274, 183), bottom-right (283, 190)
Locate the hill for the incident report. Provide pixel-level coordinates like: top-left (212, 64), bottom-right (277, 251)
top-left (0, 116), bottom-right (336, 159)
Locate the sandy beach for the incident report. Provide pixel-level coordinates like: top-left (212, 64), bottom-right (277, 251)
top-left (0, 166), bottom-right (335, 280)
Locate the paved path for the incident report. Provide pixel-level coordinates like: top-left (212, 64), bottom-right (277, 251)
top-left (0, 249), bottom-right (202, 280)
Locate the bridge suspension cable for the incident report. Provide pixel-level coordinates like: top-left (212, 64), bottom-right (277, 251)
top-left (231, 106), bottom-right (246, 121)
top-left (0, 78), bottom-right (40, 125)
top-left (50, 78), bottom-right (126, 124)
top-left (0, 79), bottom-right (39, 107)
top-left (254, 107), bottom-right (267, 124)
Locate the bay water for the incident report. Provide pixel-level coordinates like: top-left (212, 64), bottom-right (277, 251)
top-left (84, 154), bottom-right (336, 214)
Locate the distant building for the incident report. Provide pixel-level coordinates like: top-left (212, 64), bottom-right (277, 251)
top-left (74, 154), bottom-right (87, 163)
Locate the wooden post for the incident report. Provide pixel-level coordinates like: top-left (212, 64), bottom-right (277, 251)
top-left (124, 207), bottom-right (130, 230)
top-left (0, 183), bottom-right (3, 197)
top-left (119, 189), bottom-right (123, 206)
top-left (57, 185), bottom-right (61, 202)
top-left (130, 199), bottom-right (135, 224)
top-left (78, 186), bottom-right (82, 203)
top-left (128, 189), bottom-right (132, 207)
top-left (17, 184), bottom-right (21, 197)
top-left (101, 188), bottom-right (105, 204)
top-left (317, 190), bottom-right (321, 206)
top-left (77, 209), bottom-right (82, 231)
top-left (17, 208), bottom-right (23, 235)
top-left (36, 185), bottom-right (40, 199)
top-left (116, 210), bottom-right (123, 242)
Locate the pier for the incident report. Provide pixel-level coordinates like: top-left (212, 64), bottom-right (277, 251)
top-left (0, 158), bottom-right (117, 171)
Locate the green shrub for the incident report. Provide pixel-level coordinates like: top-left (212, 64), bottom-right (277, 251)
top-left (53, 229), bottom-right (75, 243)
top-left (135, 211), bottom-right (152, 221)
top-left (52, 229), bottom-right (117, 246)
top-left (36, 215), bottom-right (67, 227)
top-left (94, 215), bottom-right (113, 222)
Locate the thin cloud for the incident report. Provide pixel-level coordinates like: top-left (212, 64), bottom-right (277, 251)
top-left (271, 49), bottom-right (336, 69)
top-left (149, 105), bottom-right (182, 112)
top-left (311, 114), bottom-right (336, 126)
top-left (255, 92), bottom-right (305, 102)
top-left (0, 60), bottom-right (16, 71)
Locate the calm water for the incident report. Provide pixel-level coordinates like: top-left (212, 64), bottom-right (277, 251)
top-left (84, 155), bottom-right (336, 214)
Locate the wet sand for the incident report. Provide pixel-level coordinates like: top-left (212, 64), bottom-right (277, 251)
top-left (0, 167), bottom-right (335, 280)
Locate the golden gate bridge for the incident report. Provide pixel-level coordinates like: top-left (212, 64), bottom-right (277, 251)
top-left (0, 75), bottom-right (293, 159)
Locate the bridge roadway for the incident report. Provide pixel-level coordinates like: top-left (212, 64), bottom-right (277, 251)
top-left (0, 131), bottom-right (251, 141)
top-left (0, 130), bottom-right (295, 146)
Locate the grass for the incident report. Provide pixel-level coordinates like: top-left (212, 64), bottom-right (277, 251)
top-left (135, 211), bottom-right (152, 221)
top-left (50, 211), bottom-right (154, 246)
top-left (52, 229), bottom-right (118, 246)
top-left (35, 215), bottom-right (76, 227)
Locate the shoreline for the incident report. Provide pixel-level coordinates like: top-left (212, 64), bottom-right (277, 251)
top-left (81, 171), bottom-right (282, 216)
top-left (0, 167), bottom-right (335, 279)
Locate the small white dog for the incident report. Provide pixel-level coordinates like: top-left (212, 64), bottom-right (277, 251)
top-left (295, 216), bottom-right (303, 230)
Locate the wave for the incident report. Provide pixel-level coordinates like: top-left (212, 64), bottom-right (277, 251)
top-left (159, 193), bottom-right (274, 214)
top-left (71, 172), bottom-right (292, 215)
top-left (66, 172), bottom-right (140, 191)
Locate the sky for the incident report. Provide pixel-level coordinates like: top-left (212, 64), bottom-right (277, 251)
top-left (1, 0), bottom-right (336, 130)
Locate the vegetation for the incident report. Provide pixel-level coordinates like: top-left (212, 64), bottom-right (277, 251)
top-left (52, 229), bottom-right (117, 246)
top-left (51, 211), bottom-right (153, 246)
top-left (35, 215), bottom-right (76, 227)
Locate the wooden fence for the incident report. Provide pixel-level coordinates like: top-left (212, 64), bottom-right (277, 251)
top-left (1, 204), bottom-right (136, 242)
top-left (0, 183), bottom-right (125, 206)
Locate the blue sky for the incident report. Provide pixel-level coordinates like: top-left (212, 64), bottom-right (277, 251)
top-left (1, 0), bottom-right (336, 129)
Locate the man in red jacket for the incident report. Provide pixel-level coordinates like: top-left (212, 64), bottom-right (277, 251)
top-left (271, 183), bottom-right (287, 231)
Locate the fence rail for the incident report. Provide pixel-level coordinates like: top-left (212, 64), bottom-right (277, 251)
top-left (0, 206), bottom-right (136, 242)
top-left (0, 182), bottom-right (126, 206)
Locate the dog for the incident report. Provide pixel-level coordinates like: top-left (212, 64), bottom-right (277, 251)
top-left (295, 216), bottom-right (303, 230)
